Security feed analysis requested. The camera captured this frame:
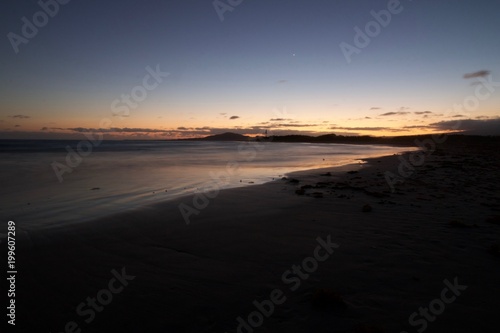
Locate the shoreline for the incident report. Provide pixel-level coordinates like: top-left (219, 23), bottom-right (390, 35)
top-left (16, 143), bottom-right (500, 332)
top-left (53, 147), bottom-right (416, 230)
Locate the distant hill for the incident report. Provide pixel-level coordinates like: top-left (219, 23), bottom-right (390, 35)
top-left (182, 132), bottom-right (500, 148)
top-left (197, 132), bottom-right (250, 141)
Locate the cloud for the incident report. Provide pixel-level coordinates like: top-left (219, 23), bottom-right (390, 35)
top-left (402, 125), bottom-right (432, 130)
top-left (330, 126), bottom-right (398, 131)
top-left (178, 126), bottom-right (323, 137)
top-left (270, 118), bottom-right (292, 121)
top-left (380, 112), bottom-right (410, 116)
top-left (429, 118), bottom-right (500, 135)
top-left (452, 115), bottom-right (465, 118)
top-left (229, 116), bottom-right (240, 120)
top-left (9, 115), bottom-right (30, 119)
top-left (370, 107), bottom-right (381, 110)
top-left (277, 80), bottom-right (288, 84)
top-left (414, 111), bottom-right (433, 115)
top-left (463, 70), bottom-right (490, 79)
top-left (67, 127), bottom-right (171, 133)
top-left (16, 116), bottom-right (500, 140)
top-left (252, 123), bottom-right (318, 129)
top-left (220, 113), bottom-right (227, 115)
top-left (272, 123), bottom-right (319, 128)
top-left (365, 117), bottom-right (372, 119)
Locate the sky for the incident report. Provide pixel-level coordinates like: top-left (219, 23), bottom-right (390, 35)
top-left (1, 0), bottom-right (500, 139)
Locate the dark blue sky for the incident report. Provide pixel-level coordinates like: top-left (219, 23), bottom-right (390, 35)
top-left (1, 0), bottom-right (500, 138)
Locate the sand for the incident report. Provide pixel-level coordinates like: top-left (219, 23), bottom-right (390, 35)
top-left (15, 142), bottom-right (500, 333)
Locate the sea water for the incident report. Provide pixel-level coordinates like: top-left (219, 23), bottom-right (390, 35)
top-left (0, 140), bottom-right (409, 228)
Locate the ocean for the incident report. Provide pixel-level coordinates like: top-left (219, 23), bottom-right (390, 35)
top-left (0, 140), bottom-right (409, 229)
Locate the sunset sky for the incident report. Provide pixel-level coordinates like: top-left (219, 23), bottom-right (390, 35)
top-left (1, 0), bottom-right (500, 139)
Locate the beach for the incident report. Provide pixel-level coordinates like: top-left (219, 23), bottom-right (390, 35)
top-left (3, 0), bottom-right (500, 332)
top-left (14, 140), bottom-right (500, 333)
